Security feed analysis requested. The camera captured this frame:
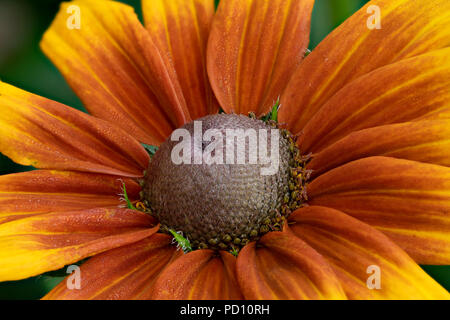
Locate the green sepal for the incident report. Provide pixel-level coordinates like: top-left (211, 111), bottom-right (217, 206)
top-left (121, 182), bottom-right (137, 210)
top-left (261, 97), bottom-right (280, 123)
top-left (230, 245), bottom-right (239, 257)
top-left (169, 229), bottom-right (192, 253)
top-left (141, 143), bottom-right (158, 157)
top-left (304, 48), bottom-right (311, 57)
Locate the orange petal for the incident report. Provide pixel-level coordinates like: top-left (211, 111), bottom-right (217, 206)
top-left (0, 208), bottom-right (158, 281)
top-left (309, 120), bottom-right (450, 177)
top-left (289, 206), bottom-right (450, 299)
top-left (0, 170), bottom-right (139, 224)
top-left (236, 232), bottom-right (346, 300)
top-left (280, 0), bottom-right (450, 133)
top-left (43, 234), bottom-right (179, 300)
top-left (41, 0), bottom-right (190, 144)
top-left (207, 0), bottom-right (314, 115)
top-left (309, 157), bottom-right (450, 265)
top-left (151, 249), bottom-right (243, 300)
top-left (142, 0), bottom-right (218, 119)
top-left (296, 48), bottom-right (450, 153)
top-left (0, 82), bottom-right (149, 177)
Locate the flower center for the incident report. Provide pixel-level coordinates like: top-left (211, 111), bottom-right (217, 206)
top-left (141, 114), bottom-right (308, 253)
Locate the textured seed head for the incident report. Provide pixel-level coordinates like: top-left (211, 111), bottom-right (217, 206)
top-left (143, 114), bottom-right (303, 251)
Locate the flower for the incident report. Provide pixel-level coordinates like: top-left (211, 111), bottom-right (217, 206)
top-left (0, 0), bottom-right (449, 300)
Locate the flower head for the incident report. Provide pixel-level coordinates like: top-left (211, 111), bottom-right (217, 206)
top-left (0, 0), bottom-right (449, 300)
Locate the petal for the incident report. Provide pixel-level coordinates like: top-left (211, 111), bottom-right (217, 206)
top-left (309, 157), bottom-right (450, 265)
top-left (0, 82), bottom-right (149, 177)
top-left (0, 208), bottom-right (158, 281)
top-left (309, 120), bottom-right (450, 177)
top-left (297, 48), bottom-right (450, 153)
top-left (0, 170), bottom-right (139, 224)
top-left (43, 234), bottom-right (179, 300)
top-left (151, 249), bottom-right (243, 300)
top-left (142, 0), bottom-right (218, 119)
top-left (288, 206), bottom-right (450, 299)
top-left (207, 0), bottom-right (314, 115)
top-left (280, 0), bottom-right (450, 132)
top-left (41, 0), bottom-right (190, 144)
top-left (236, 232), bottom-right (346, 300)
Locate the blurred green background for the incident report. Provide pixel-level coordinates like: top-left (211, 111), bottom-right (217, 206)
top-left (0, 0), bottom-right (448, 299)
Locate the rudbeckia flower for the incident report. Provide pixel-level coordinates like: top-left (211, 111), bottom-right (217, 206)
top-left (0, 0), bottom-right (449, 300)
